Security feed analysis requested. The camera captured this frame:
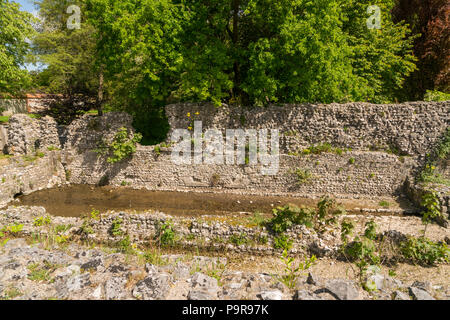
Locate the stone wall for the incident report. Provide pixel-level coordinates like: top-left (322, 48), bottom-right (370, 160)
top-left (166, 101), bottom-right (450, 156)
top-left (0, 99), bottom-right (27, 115)
top-left (1, 101), bottom-right (449, 209)
top-left (0, 125), bottom-right (7, 153)
top-left (0, 151), bottom-right (66, 207)
top-left (64, 148), bottom-right (415, 198)
top-left (6, 114), bottom-right (61, 155)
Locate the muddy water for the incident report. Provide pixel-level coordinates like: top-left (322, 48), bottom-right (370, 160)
top-left (14, 185), bottom-right (406, 217)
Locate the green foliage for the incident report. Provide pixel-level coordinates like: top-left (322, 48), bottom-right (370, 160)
top-left (110, 217), bottom-right (124, 237)
top-left (0, 223), bottom-right (24, 238)
top-left (0, 0), bottom-right (36, 95)
top-left (90, 209), bottom-right (100, 220)
top-left (31, 0), bottom-right (99, 97)
top-left (400, 237), bottom-right (449, 265)
top-left (277, 249), bottom-right (317, 289)
top-left (423, 90), bottom-right (450, 102)
top-left (116, 235), bottom-right (134, 254)
top-left (82, 0), bottom-right (417, 109)
top-left (95, 127), bottom-right (142, 163)
top-left (378, 200), bottom-right (391, 207)
top-left (341, 220), bottom-right (381, 283)
top-left (269, 196), bottom-right (345, 234)
top-left (230, 233), bottom-right (250, 246)
top-left (292, 168), bottom-right (312, 186)
top-left (418, 128), bottom-right (450, 186)
top-left (27, 262), bottom-right (56, 282)
top-left (247, 211), bottom-right (268, 228)
top-left (154, 220), bottom-right (176, 247)
top-left (273, 234), bottom-right (293, 251)
top-left (302, 143), bottom-right (348, 156)
top-left (270, 204), bottom-right (314, 233)
top-left (33, 216), bottom-right (52, 227)
top-left (420, 191), bottom-right (442, 227)
top-left (1, 287), bottom-right (22, 300)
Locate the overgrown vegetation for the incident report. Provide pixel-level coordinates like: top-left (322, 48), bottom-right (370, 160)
top-left (154, 220), bottom-right (176, 247)
top-left (95, 127), bottom-right (142, 164)
top-left (340, 220), bottom-right (381, 287)
top-left (276, 249), bottom-right (316, 289)
top-left (268, 196), bottom-right (345, 235)
top-left (417, 128), bottom-right (450, 186)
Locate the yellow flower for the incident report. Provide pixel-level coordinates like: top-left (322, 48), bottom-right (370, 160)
top-left (188, 126), bottom-right (192, 131)
top-left (431, 166), bottom-right (435, 170)
top-left (187, 113), bottom-right (191, 117)
top-left (195, 112), bottom-right (199, 115)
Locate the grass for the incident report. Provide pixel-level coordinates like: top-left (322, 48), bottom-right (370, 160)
top-left (0, 113), bottom-right (42, 124)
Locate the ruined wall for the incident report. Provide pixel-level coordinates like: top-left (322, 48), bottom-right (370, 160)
top-left (60, 101), bottom-right (450, 199)
top-left (166, 101), bottom-right (450, 157)
top-left (0, 99), bottom-right (27, 115)
top-left (1, 101), bottom-right (449, 208)
top-left (0, 151), bottom-right (66, 207)
top-left (0, 125), bottom-right (7, 153)
top-left (6, 114), bottom-right (61, 155)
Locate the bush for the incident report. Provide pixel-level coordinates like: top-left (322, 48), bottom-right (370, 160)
top-left (400, 237), bottom-right (449, 265)
top-left (273, 234), bottom-right (293, 251)
top-left (155, 220), bottom-right (176, 247)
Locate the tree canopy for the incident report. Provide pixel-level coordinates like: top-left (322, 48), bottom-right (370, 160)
top-left (0, 0), bottom-right (36, 95)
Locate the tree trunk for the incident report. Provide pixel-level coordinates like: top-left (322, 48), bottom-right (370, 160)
top-left (97, 69), bottom-right (104, 116)
top-left (232, 0), bottom-right (241, 100)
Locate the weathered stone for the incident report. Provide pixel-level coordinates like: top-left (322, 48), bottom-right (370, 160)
top-left (187, 290), bottom-right (217, 300)
top-left (66, 274), bottom-right (91, 292)
top-left (411, 281), bottom-right (432, 292)
top-left (366, 274), bottom-right (385, 291)
top-left (306, 272), bottom-right (321, 286)
top-left (393, 290), bottom-right (410, 300)
top-left (191, 272), bottom-right (219, 295)
top-left (324, 279), bottom-right (359, 300)
top-left (132, 273), bottom-right (171, 300)
top-left (80, 258), bottom-right (103, 272)
top-left (294, 290), bottom-right (319, 300)
top-left (105, 276), bottom-right (127, 300)
top-left (409, 287), bottom-right (435, 300)
top-left (257, 290), bottom-right (283, 300)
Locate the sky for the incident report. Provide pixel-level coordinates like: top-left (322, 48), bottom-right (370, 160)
top-left (15, 0), bottom-right (36, 14)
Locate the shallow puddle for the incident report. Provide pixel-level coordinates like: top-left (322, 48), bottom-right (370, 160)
top-left (12, 184), bottom-right (409, 217)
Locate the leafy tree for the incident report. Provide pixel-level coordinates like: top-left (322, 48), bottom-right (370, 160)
top-left (177, 0), bottom-right (417, 105)
top-left (86, 0), bottom-right (183, 143)
top-left (0, 0), bottom-right (36, 95)
top-left (30, 0), bottom-right (101, 114)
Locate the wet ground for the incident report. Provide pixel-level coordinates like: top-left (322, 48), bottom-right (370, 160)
top-left (12, 184), bottom-right (414, 217)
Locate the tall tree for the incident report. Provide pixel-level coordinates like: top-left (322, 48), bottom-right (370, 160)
top-left (0, 0), bottom-right (36, 96)
top-left (177, 0), bottom-right (417, 105)
top-left (31, 0), bottom-right (101, 112)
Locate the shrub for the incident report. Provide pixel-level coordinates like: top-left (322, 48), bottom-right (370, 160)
top-left (292, 168), bottom-right (312, 185)
top-left (341, 220), bottom-right (381, 283)
top-left (277, 249), bottom-right (316, 289)
top-left (33, 216), bottom-right (51, 227)
top-left (400, 237), bottom-right (449, 265)
top-left (155, 220), bottom-right (176, 247)
top-left (230, 233), bottom-right (250, 246)
top-left (273, 234), bottom-right (293, 251)
top-left (110, 218), bottom-right (124, 237)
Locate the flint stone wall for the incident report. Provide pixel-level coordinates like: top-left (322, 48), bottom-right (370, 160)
top-left (6, 114), bottom-right (61, 155)
top-left (0, 152), bottom-right (66, 207)
top-left (1, 101), bottom-right (449, 208)
top-left (166, 102), bottom-right (450, 157)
